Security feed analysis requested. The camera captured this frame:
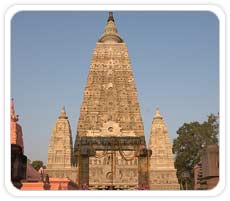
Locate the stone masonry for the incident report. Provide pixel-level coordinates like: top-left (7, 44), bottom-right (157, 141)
top-left (148, 108), bottom-right (180, 190)
top-left (74, 12), bottom-right (148, 190)
top-left (46, 107), bottom-right (78, 183)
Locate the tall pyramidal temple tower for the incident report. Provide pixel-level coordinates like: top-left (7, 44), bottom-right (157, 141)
top-left (75, 12), bottom-right (144, 137)
top-left (74, 12), bottom-right (150, 190)
top-left (46, 12), bottom-right (179, 190)
top-left (46, 107), bottom-right (77, 181)
top-left (148, 108), bottom-right (180, 190)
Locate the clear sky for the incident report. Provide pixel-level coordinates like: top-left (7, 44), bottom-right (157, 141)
top-left (11, 11), bottom-right (219, 163)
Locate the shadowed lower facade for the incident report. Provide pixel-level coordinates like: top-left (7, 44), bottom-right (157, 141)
top-left (46, 12), bottom-right (179, 190)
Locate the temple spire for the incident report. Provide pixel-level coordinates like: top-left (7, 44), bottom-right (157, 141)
top-left (11, 98), bottom-right (15, 115)
top-left (11, 98), bottom-right (18, 122)
top-left (154, 107), bottom-right (162, 119)
top-left (59, 106), bottom-right (67, 119)
top-left (108, 11), bottom-right (114, 22)
top-left (148, 107), bottom-right (180, 189)
top-left (98, 12), bottom-right (123, 43)
top-left (47, 104), bottom-right (76, 178)
top-left (10, 98), bottom-right (24, 152)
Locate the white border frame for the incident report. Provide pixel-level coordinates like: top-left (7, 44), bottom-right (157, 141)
top-left (4, 4), bottom-right (226, 197)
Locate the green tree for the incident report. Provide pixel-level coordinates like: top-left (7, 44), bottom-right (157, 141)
top-left (31, 160), bottom-right (43, 171)
top-left (172, 114), bottom-right (219, 189)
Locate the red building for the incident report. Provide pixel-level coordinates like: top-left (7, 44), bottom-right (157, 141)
top-left (11, 98), bottom-right (27, 188)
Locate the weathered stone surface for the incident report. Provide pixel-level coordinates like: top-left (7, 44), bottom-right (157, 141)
top-left (148, 108), bottom-right (180, 190)
top-left (46, 107), bottom-right (78, 183)
top-left (45, 12), bottom-right (180, 190)
top-left (74, 12), bottom-right (146, 190)
top-left (75, 13), bottom-right (144, 139)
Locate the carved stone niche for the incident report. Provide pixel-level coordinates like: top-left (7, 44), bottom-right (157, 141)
top-left (100, 121), bottom-right (122, 136)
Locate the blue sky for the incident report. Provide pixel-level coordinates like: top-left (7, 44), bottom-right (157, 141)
top-left (11, 11), bottom-right (219, 163)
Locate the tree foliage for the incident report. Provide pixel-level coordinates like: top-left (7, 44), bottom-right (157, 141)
top-left (31, 160), bottom-right (44, 171)
top-left (172, 114), bottom-right (219, 189)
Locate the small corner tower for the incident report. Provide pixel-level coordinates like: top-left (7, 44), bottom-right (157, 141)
top-left (148, 107), bottom-right (180, 190)
top-left (46, 106), bottom-right (77, 181)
